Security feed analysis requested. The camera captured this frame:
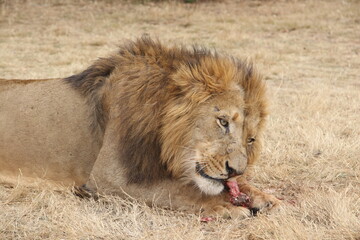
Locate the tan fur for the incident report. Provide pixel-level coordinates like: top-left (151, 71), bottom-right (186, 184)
top-left (0, 37), bottom-right (279, 218)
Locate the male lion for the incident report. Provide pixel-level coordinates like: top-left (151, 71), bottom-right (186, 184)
top-left (0, 37), bottom-right (280, 218)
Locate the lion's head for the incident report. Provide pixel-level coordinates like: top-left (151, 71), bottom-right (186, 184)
top-left (160, 56), bottom-right (267, 195)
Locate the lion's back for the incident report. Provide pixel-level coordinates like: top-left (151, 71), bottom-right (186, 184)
top-left (0, 79), bottom-right (101, 185)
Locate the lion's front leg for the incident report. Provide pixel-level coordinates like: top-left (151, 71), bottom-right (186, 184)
top-left (128, 185), bottom-right (253, 220)
top-left (82, 176), bottom-right (251, 220)
top-left (235, 176), bottom-right (281, 214)
top-left (83, 171), bottom-right (252, 220)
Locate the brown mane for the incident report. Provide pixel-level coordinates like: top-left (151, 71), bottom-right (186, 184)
top-left (65, 36), bottom-right (267, 184)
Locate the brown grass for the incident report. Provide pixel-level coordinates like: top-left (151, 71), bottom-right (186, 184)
top-left (0, 0), bottom-right (359, 239)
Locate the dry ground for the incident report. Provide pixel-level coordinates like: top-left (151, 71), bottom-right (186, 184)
top-left (0, 0), bottom-right (359, 239)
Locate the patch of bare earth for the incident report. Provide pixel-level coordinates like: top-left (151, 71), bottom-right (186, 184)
top-left (0, 0), bottom-right (359, 239)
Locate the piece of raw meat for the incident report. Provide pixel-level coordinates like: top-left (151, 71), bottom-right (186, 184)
top-left (226, 180), bottom-right (250, 208)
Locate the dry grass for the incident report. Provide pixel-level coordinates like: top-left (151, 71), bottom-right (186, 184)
top-left (0, 0), bottom-right (359, 239)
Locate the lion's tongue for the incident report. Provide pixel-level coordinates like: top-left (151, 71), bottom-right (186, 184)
top-left (226, 180), bottom-right (250, 207)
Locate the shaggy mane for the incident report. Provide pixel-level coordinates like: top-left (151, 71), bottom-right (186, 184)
top-left (65, 36), bottom-right (266, 183)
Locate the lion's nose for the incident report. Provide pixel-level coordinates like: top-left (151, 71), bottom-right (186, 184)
top-left (225, 161), bottom-right (239, 178)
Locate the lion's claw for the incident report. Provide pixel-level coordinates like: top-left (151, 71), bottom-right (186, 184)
top-left (249, 207), bottom-right (260, 216)
top-left (73, 184), bottom-right (99, 201)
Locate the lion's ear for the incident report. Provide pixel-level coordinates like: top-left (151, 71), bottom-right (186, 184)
top-left (172, 58), bottom-right (237, 103)
top-left (237, 61), bottom-right (266, 104)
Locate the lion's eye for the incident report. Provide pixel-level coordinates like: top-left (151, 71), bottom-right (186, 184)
top-left (219, 118), bottom-right (229, 128)
top-left (247, 137), bottom-right (256, 144)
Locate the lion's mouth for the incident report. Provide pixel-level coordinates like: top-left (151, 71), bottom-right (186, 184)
top-left (195, 162), bottom-right (227, 183)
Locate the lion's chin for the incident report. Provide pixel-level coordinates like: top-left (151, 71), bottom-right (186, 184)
top-left (193, 175), bottom-right (224, 195)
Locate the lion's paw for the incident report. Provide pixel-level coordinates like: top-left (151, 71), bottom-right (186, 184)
top-left (203, 203), bottom-right (251, 220)
top-left (249, 192), bottom-right (281, 215)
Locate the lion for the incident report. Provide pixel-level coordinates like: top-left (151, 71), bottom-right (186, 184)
top-left (0, 37), bottom-right (280, 218)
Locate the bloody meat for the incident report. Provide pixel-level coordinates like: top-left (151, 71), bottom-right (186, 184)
top-left (226, 180), bottom-right (250, 208)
